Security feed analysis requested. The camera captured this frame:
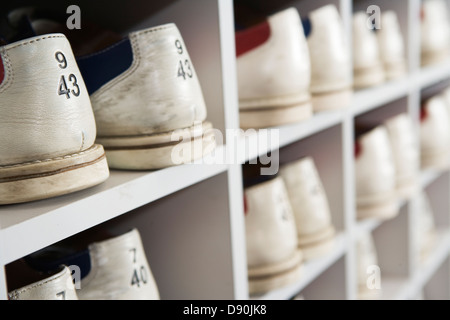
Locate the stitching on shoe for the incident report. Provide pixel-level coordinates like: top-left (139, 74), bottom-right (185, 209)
top-left (9, 268), bottom-right (70, 299)
top-left (5, 35), bottom-right (66, 50)
top-left (0, 146), bottom-right (99, 169)
top-left (132, 24), bottom-right (174, 36)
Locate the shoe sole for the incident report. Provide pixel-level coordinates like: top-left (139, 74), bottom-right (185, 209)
top-left (240, 102), bottom-right (312, 129)
top-left (357, 197), bottom-right (399, 221)
top-left (311, 88), bottom-right (353, 112)
top-left (384, 61), bottom-right (407, 81)
top-left (421, 148), bottom-right (450, 170)
top-left (421, 49), bottom-right (449, 66)
top-left (248, 249), bottom-right (303, 295)
top-left (297, 225), bottom-right (336, 261)
top-left (396, 176), bottom-right (418, 200)
top-left (97, 122), bottom-right (216, 170)
top-left (0, 144), bottom-right (109, 205)
top-left (354, 64), bottom-right (385, 89)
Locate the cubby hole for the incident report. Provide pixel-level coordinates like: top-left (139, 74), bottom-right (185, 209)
top-left (5, 173), bottom-right (236, 300)
top-left (371, 205), bottom-right (411, 299)
top-left (294, 255), bottom-right (347, 300)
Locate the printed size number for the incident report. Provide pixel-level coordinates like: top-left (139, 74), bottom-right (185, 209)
top-left (130, 248), bottom-right (148, 288)
top-left (55, 51), bottom-right (81, 99)
top-left (175, 39), bottom-right (193, 80)
top-left (56, 291), bottom-right (66, 300)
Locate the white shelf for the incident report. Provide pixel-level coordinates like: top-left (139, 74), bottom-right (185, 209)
top-left (237, 110), bottom-right (344, 164)
top-left (0, 145), bottom-right (228, 265)
top-left (351, 77), bottom-right (410, 116)
top-left (417, 58), bottom-right (450, 89)
top-left (421, 168), bottom-right (446, 189)
top-left (2, 0), bottom-right (450, 301)
top-left (250, 233), bottom-right (347, 300)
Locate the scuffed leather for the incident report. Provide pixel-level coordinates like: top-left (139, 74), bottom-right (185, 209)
top-left (77, 229), bottom-right (160, 300)
top-left (237, 8), bottom-right (310, 102)
top-left (0, 34), bottom-right (96, 166)
top-left (245, 177), bottom-right (298, 268)
top-left (280, 157), bottom-right (333, 237)
top-left (90, 24), bottom-right (207, 137)
top-left (8, 266), bottom-right (78, 300)
top-left (307, 5), bottom-right (352, 93)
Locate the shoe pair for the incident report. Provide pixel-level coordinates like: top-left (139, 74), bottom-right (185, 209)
top-left (236, 5), bottom-right (352, 129)
top-left (0, 13), bottom-right (216, 205)
top-left (355, 113), bottom-right (419, 220)
top-left (8, 229), bottom-right (159, 300)
top-left (353, 10), bottom-right (407, 89)
top-left (243, 157), bottom-right (336, 295)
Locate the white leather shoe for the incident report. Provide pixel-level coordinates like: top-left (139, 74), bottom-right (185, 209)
top-left (377, 11), bottom-right (407, 80)
top-left (384, 114), bottom-right (419, 199)
top-left (355, 126), bottom-right (399, 220)
top-left (353, 12), bottom-right (385, 89)
top-left (76, 228), bottom-right (160, 300)
top-left (279, 157), bottom-right (336, 260)
top-left (357, 232), bottom-right (382, 300)
top-left (75, 24), bottom-right (216, 170)
top-left (416, 191), bottom-right (437, 262)
top-left (24, 228), bottom-right (160, 300)
top-left (236, 7), bottom-right (312, 129)
top-left (304, 5), bottom-right (353, 111)
top-left (244, 177), bottom-right (303, 294)
top-left (420, 95), bottom-right (450, 170)
top-left (8, 266), bottom-right (78, 300)
top-left (0, 34), bottom-right (109, 205)
top-left (421, 0), bottom-right (450, 66)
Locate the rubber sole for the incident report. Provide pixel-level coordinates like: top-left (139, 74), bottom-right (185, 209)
top-left (240, 102), bottom-right (312, 129)
top-left (311, 88), bottom-right (353, 112)
top-left (0, 144), bottom-right (109, 205)
top-left (421, 50), bottom-right (449, 67)
top-left (297, 225), bottom-right (336, 261)
top-left (421, 149), bottom-right (450, 171)
top-left (97, 122), bottom-right (217, 170)
top-left (248, 249), bottom-right (304, 295)
top-left (354, 64), bottom-right (386, 89)
top-left (357, 197), bottom-right (399, 221)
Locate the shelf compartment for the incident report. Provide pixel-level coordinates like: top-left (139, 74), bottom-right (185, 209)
top-left (251, 232), bottom-right (347, 300)
top-left (0, 145), bottom-right (228, 265)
